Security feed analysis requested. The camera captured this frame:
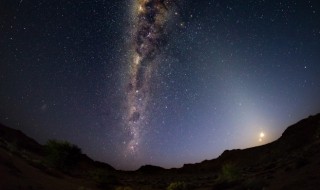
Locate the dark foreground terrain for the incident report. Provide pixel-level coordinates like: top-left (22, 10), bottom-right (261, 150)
top-left (1, 113), bottom-right (320, 190)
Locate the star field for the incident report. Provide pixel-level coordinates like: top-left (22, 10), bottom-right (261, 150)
top-left (0, 0), bottom-right (320, 170)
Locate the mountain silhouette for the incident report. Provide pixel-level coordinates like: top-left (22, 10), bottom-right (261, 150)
top-left (1, 113), bottom-right (320, 189)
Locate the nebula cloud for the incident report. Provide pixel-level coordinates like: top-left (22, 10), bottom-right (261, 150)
top-left (124, 0), bottom-right (174, 155)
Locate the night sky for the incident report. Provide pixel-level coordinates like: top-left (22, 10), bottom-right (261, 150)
top-left (1, 0), bottom-right (320, 170)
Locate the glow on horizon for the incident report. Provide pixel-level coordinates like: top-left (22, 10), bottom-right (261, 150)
top-left (259, 132), bottom-right (265, 142)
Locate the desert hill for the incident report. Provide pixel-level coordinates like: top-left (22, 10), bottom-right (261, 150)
top-left (1, 113), bottom-right (320, 190)
top-left (0, 123), bottom-right (44, 155)
top-left (181, 113), bottom-right (320, 172)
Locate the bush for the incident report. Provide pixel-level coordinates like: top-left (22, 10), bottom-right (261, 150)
top-left (89, 169), bottom-right (119, 188)
top-left (44, 139), bottom-right (82, 170)
top-left (167, 181), bottom-right (188, 190)
top-left (217, 163), bottom-right (241, 183)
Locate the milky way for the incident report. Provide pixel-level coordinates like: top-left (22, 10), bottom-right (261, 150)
top-left (1, 0), bottom-right (320, 170)
top-left (124, 0), bottom-right (173, 155)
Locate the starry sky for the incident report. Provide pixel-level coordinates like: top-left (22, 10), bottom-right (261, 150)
top-left (1, 0), bottom-right (320, 170)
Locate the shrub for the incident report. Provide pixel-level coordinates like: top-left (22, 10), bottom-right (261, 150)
top-left (44, 139), bottom-right (82, 170)
top-left (217, 163), bottom-right (241, 183)
top-left (167, 181), bottom-right (188, 190)
top-left (89, 169), bottom-right (119, 188)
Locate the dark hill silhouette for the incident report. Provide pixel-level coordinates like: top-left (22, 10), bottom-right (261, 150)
top-left (0, 123), bottom-right (44, 155)
top-left (1, 113), bottom-right (320, 190)
top-left (0, 123), bottom-right (115, 171)
top-left (181, 113), bottom-right (320, 173)
top-left (137, 164), bottom-right (165, 174)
